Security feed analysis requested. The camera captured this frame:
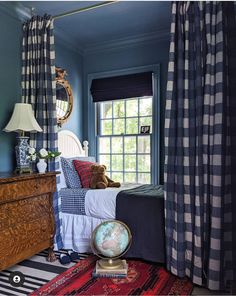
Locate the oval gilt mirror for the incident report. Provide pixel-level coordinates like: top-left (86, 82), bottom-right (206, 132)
top-left (56, 67), bottom-right (73, 126)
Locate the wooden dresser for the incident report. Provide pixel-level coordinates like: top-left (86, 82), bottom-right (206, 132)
top-left (0, 172), bottom-right (57, 271)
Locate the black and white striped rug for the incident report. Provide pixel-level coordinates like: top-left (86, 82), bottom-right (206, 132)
top-left (0, 250), bottom-right (88, 296)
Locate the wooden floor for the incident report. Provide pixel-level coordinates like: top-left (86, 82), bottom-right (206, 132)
top-left (192, 286), bottom-right (229, 295)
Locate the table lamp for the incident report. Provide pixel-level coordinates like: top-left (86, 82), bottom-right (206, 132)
top-left (3, 103), bottom-right (42, 173)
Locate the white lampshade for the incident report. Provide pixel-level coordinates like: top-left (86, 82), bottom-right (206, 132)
top-left (3, 103), bottom-right (42, 133)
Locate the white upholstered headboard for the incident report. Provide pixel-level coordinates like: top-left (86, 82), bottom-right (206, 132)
top-left (58, 130), bottom-right (88, 157)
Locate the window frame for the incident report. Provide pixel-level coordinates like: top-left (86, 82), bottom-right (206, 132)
top-left (87, 64), bottom-right (160, 184)
top-left (97, 97), bottom-right (153, 184)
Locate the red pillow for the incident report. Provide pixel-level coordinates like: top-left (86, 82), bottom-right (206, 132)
top-left (73, 160), bottom-right (94, 188)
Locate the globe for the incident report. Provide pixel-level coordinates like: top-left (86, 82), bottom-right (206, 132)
top-left (91, 220), bottom-right (132, 269)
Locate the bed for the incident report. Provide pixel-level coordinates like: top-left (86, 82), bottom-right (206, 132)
top-left (58, 130), bottom-right (165, 263)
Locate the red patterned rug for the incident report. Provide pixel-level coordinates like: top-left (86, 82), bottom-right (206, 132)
top-left (31, 255), bottom-right (193, 295)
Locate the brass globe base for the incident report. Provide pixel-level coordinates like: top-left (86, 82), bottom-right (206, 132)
top-left (98, 258), bottom-right (123, 270)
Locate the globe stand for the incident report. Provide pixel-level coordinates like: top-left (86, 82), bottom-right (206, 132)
top-left (98, 258), bottom-right (124, 270)
top-left (91, 220), bottom-right (132, 277)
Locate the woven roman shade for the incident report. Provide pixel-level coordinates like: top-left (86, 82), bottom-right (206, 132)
top-left (90, 72), bottom-right (153, 102)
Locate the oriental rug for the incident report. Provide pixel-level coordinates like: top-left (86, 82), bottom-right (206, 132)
top-left (31, 255), bottom-right (193, 295)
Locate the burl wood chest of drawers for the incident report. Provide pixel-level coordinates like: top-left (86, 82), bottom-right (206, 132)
top-left (0, 172), bottom-right (57, 271)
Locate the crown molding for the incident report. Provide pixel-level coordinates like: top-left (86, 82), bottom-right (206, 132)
top-left (0, 2), bottom-right (31, 22)
top-left (0, 3), bottom-right (170, 58)
top-left (55, 28), bottom-right (170, 57)
top-left (83, 29), bottom-right (170, 56)
top-left (54, 27), bottom-right (84, 56)
top-left (0, 3), bottom-right (83, 56)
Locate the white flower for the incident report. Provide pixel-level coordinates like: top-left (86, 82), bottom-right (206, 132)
top-left (39, 148), bottom-right (48, 158)
top-left (32, 155), bottom-right (37, 161)
top-left (28, 147), bottom-right (36, 155)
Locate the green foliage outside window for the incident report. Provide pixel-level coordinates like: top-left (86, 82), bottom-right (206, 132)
top-left (98, 97), bottom-right (152, 184)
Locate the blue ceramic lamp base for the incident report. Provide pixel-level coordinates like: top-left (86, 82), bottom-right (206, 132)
top-left (15, 136), bottom-right (32, 174)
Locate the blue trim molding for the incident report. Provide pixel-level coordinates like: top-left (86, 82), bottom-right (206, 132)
top-left (83, 30), bottom-right (169, 56)
top-left (87, 64), bottom-right (160, 185)
top-left (0, 2), bottom-right (31, 22)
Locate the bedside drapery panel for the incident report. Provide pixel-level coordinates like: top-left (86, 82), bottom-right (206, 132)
top-left (164, 2), bottom-right (235, 291)
top-left (21, 15), bottom-right (63, 250)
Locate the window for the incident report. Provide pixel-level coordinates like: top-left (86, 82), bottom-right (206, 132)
top-left (97, 97), bottom-right (152, 184)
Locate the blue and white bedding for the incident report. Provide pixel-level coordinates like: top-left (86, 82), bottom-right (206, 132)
top-left (59, 185), bottom-right (137, 253)
top-left (59, 155), bottom-right (123, 219)
top-left (60, 185), bottom-right (134, 219)
top-left (58, 155), bottom-right (138, 252)
top-left (60, 188), bottom-right (88, 215)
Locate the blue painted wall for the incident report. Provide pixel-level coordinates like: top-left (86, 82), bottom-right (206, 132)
top-left (83, 39), bottom-right (170, 182)
top-left (0, 5), bottom-right (169, 179)
top-left (0, 9), bottom-right (84, 172)
top-left (55, 39), bottom-right (84, 141)
top-left (0, 9), bottom-right (22, 172)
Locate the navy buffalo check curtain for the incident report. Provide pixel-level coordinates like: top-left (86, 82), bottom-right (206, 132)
top-left (164, 2), bottom-right (235, 291)
top-left (21, 15), bottom-right (63, 250)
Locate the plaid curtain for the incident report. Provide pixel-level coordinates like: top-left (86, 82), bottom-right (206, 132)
top-left (164, 2), bottom-right (235, 290)
top-left (21, 15), bottom-right (63, 250)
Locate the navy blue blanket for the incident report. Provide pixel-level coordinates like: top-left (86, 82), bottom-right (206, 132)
top-left (116, 184), bottom-right (165, 263)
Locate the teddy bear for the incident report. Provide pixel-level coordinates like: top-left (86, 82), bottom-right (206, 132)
top-left (90, 164), bottom-right (121, 189)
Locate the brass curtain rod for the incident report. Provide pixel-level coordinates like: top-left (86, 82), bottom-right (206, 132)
top-left (53, 1), bottom-right (119, 20)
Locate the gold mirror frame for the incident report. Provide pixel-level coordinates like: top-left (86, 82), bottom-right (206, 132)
top-left (56, 67), bottom-right (73, 127)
